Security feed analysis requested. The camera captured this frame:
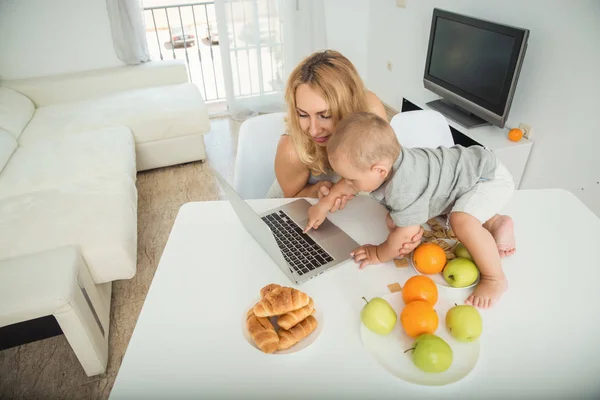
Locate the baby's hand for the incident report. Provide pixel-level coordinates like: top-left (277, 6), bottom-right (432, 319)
top-left (304, 203), bottom-right (328, 233)
top-left (351, 244), bottom-right (381, 269)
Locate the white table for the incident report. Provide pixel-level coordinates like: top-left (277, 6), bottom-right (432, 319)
top-left (110, 189), bottom-right (600, 399)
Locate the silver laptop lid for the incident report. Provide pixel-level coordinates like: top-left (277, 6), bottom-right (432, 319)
top-left (214, 172), bottom-right (298, 283)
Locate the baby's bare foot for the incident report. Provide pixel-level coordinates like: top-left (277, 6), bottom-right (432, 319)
top-left (489, 215), bottom-right (515, 258)
top-left (465, 277), bottom-right (508, 308)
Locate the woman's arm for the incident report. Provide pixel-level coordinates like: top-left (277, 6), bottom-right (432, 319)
top-left (273, 135), bottom-right (326, 198)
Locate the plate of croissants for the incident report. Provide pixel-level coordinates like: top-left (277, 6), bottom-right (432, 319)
top-left (243, 283), bottom-right (323, 354)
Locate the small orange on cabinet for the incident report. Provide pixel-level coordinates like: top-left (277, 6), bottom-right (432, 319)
top-left (508, 128), bottom-right (523, 142)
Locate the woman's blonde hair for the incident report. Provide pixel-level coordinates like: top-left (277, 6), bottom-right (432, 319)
top-left (285, 50), bottom-right (369, 176)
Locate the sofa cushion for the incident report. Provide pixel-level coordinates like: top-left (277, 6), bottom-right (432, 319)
top-left (0, 128), bottom-right (17, 175)
top-left (19, 83), bottom-right (210, 146)
top-left (0, 127), bottom-right (135, 198)
top-left (0, 87), bottom-right (35, 139)
top-left (0, 175), bottom-right (137, 284)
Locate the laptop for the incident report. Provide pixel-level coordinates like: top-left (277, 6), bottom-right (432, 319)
top-left (215, 172), bottom-right (360, 284)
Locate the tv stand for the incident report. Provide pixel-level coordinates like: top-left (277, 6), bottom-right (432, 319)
top-left (426, 99), bottom-right (490, 129)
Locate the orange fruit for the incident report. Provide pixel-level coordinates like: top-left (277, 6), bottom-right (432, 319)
top-left (402, 275), bottom-right (438, 306)
top-left (400, 300), bottom-right (439, 338)
top-left (413, 243), bottom-right (447, 274)
top-left (508, 128), bottom-right (523, 142)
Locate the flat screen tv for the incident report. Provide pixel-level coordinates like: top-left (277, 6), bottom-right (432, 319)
top-left (423, 9), bottom-right (529, 129)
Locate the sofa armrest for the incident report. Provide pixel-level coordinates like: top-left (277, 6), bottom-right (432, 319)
top-left (2, 60), bottom-right (189, 107)
top-left (0, 246), bottom-right (82, 326)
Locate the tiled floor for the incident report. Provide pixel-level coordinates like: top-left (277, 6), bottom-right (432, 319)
top-left (0, 117), bottom-right (239, 400)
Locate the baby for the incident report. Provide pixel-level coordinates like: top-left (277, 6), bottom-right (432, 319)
top-left (304, 112), bottom-right (516, 308)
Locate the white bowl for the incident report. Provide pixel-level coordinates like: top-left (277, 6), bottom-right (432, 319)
top-left (242, 297), bottom-right (324, 355)
top-left (360, 292), bottom-right (480, 386)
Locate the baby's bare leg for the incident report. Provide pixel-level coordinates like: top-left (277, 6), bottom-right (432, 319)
top-left (385, 212), bottom-right (423, 258)
top-left (483, 214), bottom-right (516, 258)
top-left (450, 211), bottom-right (507, 309)
top-left (376, 222), bottom-right (421, 263)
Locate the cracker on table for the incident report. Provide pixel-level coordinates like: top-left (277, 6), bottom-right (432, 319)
top-left (433, 230), bottom-right (447, 238)
top-left (438, 241), bottom-right (451, 250)
top-left (394, 258), bottom-right (409, 268)
top-left (387, 282), bottom-right (402, 293)
top-left (427, 218), bottom-right (440, 227)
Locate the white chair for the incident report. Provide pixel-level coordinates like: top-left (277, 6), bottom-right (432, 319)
top-left (233, 112), bottom-right (287, 199)
top-left (389, 109), bottom-right (454, 148)
top-left (233, 109), bottom-right (454, 199)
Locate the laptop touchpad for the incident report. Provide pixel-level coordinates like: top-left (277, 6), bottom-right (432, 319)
top-left (303, 218), bottom-right (339, 242)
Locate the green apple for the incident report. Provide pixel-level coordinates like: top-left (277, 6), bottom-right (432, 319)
top-left (446, 304), bottom-right (483, 342)
top-left (360, 297), bottom-right (397, 335)
top-left (407, 334), bottom-right (453, 373)
top-left (454, 243), bottom-right (473, 261)
top-left (443, 258), bottom-right (479, 288)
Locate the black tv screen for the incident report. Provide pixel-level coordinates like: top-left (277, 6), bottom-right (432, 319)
top-left (424, 9), bottom-right (528, 119)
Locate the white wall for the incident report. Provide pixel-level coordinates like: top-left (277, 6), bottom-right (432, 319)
top-left (0, 0), bottom-right (123, 80)
top-left (323, 0), bottom-right (370, 80)
top-left (366, 0), bottom-right (600, 215)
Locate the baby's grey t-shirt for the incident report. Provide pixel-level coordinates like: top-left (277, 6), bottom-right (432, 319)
top-left (370, 145), bottom-right (498, 227)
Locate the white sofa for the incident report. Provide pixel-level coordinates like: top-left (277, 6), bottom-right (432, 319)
top-left (2, 60), bottom-right (211, 171)
top-left (0, 60), bottom-right (210, 376)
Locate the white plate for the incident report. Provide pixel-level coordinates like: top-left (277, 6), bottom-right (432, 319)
top-left (242, 298), bottom-right (324, 355)
top-left (360, 292), bottom-right (480, 386)
top-left (410, 246), bottom-right (480, 289)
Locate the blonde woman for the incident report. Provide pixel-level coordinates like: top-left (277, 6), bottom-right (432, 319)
top-left (267, 50), bottom-right (423, 255)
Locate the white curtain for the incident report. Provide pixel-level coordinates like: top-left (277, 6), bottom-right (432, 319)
top-left (106, 0), bottom-right (150, 65)
top-left (214, 0), bottom-right (327, 119)
top-left (281, 0), bottom-right (327, 69)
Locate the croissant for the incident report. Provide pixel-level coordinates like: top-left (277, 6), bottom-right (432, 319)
top-left (253, 286), bottom-right (310, 317)
top-left (260, 283), bottom-right (281, 298)
top-left (278, 315), bottom-right (318, 350)
top-left (246, 308), bottom-right (279, 354)
top-left (277, 298), bottom-right (314, 330)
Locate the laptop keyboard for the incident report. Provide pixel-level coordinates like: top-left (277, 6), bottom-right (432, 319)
top-left (261, 210), bottom-right (334, 276)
